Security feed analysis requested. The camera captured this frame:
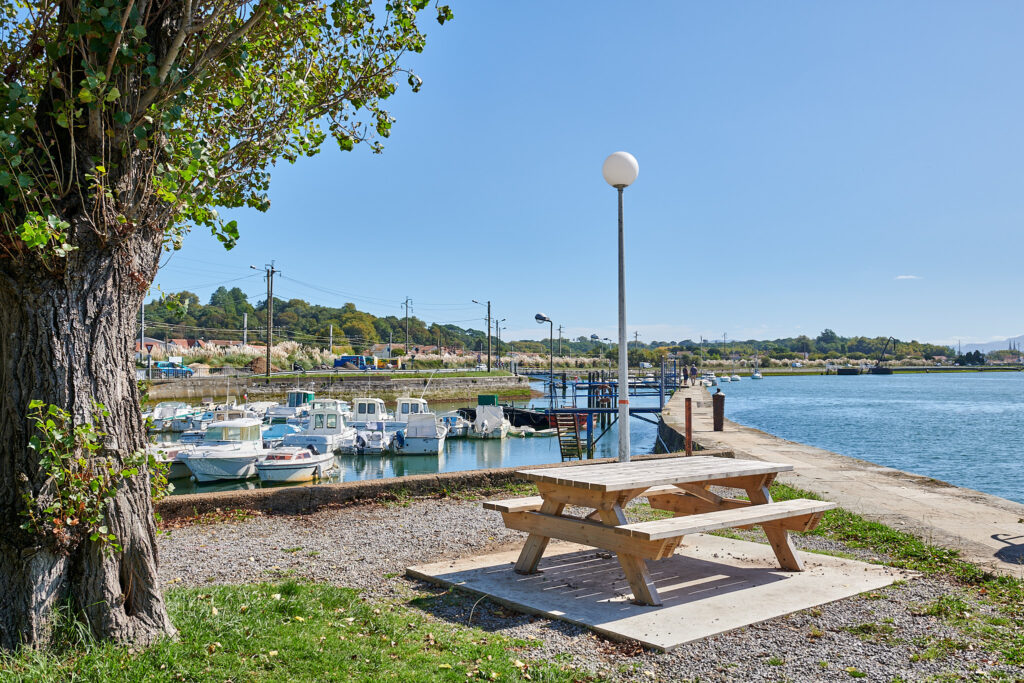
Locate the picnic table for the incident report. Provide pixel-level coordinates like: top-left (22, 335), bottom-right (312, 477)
top-left (484, 456), bottom-right (835, 606)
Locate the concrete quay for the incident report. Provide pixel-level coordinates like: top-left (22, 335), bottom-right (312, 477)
top-left (659, 385), bottom-right (1024, 576)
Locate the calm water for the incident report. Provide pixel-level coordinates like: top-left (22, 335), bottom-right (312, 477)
top-left (718, 372), bottom-right (1024, 505)
top-left (168, 381), bottom-right (664, 495)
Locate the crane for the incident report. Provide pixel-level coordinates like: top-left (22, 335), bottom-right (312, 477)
top-left (868, 337), bottom-right (897, 375)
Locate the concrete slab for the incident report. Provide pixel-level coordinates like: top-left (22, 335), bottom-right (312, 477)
top-left (407, 535), bottom-right (908, 651)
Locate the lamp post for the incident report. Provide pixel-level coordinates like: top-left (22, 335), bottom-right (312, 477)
top-left (535, 313), bottom-right (554, 408)
top-left (603, 151), bottom-right (639, 463)
top-left (472, 299), bottom-right (491, 371)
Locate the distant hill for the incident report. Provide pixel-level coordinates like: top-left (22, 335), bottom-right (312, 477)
top-left (961, 335), bottom-right (1024, 353)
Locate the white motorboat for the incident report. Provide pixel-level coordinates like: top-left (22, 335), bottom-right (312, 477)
top-left (282, 399), bottom-right (357, 454)
top-left (178, 429), bottom-right (206, 445)
top-left (730, 374), bottom-right (741, 382)
top-left (256, 447), bottom-right (335, 483)
top-left (439, 413), bottom-right (469, 438)
top-left (264, 390), bottom-right (315, 424)
top-left (469, 404), bottom-right (510, 439)
top-left (700, 372), bottom-right (718, 387)
top-left (181, 418), bottom-right (266, 482)
top-left (244, 401), bottom-right (279, 419)
top-left (148, 402), bottom-right (196, 431)
top-left (751, 370), bottom-right (763, 379)
top-left (349, 397), bottom-right (394, 429)
top-left (353, 421), bottom-right (394, 453)
top-left (397, 412), bottom-right (447, 455)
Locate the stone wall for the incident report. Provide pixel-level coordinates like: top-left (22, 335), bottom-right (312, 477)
top-left (146, 373), bottom-right (531, 402)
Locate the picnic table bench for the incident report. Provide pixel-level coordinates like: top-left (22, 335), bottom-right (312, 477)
top-left (484, 456), bottom-right (835, 606)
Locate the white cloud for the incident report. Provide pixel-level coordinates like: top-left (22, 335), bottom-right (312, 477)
top-left (895, 275), bottom-right (922, 280)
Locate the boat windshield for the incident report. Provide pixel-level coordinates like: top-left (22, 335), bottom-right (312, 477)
top-left (205, 425), bottom-right (260, 442)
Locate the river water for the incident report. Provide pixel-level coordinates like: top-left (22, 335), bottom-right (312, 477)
top-left (167, 381), bottom-right (665, 495)
top-left (718, 371), bottom-right (1024, 505)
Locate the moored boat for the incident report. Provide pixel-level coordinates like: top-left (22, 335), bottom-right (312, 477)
top-left (181, 418), bottom-right (266, 482)
top-left (281, 399), bottom-right (357, 453)
top-left (396, 412), bottom-right (446, 455)
top-left (256, 447), bottom-right (335, 483)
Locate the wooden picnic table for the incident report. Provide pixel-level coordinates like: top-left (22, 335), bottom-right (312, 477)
top-left (484, 456), bottom-right (835, 606)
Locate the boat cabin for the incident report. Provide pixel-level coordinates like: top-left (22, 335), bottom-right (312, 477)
top-left (308, 403), bottom-right (348, 434)
top-left (203, 418), bottom-right (263, 444)
top-left (352, 398), bottom-right (390, 422)
top-left (285, 390), bottom-right (315, 408)
top-left (396, 397), bottom-right (429, 418)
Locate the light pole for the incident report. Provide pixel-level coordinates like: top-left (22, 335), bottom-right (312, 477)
top-left (535, 313), bottom-right (554, 408)
top-left (603, 151), bottom-right (639, 463)
top-left (472, 299), bottom-right (491, 371)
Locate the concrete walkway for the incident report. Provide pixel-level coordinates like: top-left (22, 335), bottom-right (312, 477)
top-left (660, 385), bottom-right (1024, 577)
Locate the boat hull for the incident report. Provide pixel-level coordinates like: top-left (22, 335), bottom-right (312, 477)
top-left (400, 436), bottom-right (445, 455)
top-left (186, 455), bottom-right (260, 482)
top-left (256, 460), bottom-right (334, 483)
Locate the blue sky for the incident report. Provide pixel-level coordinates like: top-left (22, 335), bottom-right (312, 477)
top-left (153, 1), bottom-right (1024, 347)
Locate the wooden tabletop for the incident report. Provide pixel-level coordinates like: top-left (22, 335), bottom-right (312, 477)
top-left (516, 456), bottom-right (793, 492)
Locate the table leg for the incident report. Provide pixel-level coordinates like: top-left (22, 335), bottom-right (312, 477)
top-left (597, 506), bottom-right (661, 606)
top-left (513, 499), bottom-right (566, 574)
top-left (746, 482), bottom-right (803, 571)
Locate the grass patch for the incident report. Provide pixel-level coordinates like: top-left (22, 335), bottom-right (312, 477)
top-left (769, 481), bottom-right (1024, 666)
top-left (0, 582), bottom-right (591, 682)
top-left (844, 622), bottom-right (897, 643)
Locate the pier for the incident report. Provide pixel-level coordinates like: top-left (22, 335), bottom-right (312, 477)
top-left (659, 385), bottom-right (1024, 575)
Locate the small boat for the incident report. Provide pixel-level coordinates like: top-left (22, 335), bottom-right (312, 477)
top-left (527, 427), bottom-right (558, 437)
top-left (349, 397), bottom-right (394, 429)
top-left (440, 413), bottom-right (469, 438)
top-left (256, 447), bottom-right (335, 483)
top-left (264, 390), bottom-right (315, 424)
top-left (281, 399), bottom-right (357, 454)
top-left (751, 370), bottom-right (764, 380)
top-left (700, 372), bottom-right (718, 386)
top-left (181, 418), bottom-right (266, 482)
top-left (730, 374), bottom-right (741, 382)
top-left (395, 412), bottom-right (446, 455)
top-left (469, 404), bottom-right (510, 439)
top-left (353, 421), bottom-right (394, 453)
top-left (642, 374), bottom-right (658, 386)
top-left (148, 402), bottom-right (197, 431)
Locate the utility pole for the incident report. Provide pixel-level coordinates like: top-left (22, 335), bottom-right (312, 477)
top-left (557, 324), bottom-right (563, 357)
top-left (251, 261), bottom-right (278, 384)
top-left (471, 299), bottom-right (492, 371)
top-left (243, 312), bottom-right (248, 346)
top-left (403, 297), bottom-right (412, 358)
top-left (329, 324), bottom-right (333, 355)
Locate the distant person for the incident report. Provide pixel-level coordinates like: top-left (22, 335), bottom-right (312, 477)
top-left (689, 364), bottom-right (697, 385)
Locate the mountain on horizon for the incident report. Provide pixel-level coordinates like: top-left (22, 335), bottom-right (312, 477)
top-left (960, 334), bottom-right (1024, 354)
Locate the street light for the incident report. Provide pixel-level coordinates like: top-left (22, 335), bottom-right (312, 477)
top-left (535, 313), bottom-right (554, 408)
top-left (603, 151), bottom-right (639, 463)
top-left (472, 299), bottom-right (491, 371)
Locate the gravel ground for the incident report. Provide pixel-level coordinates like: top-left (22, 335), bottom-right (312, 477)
top-left (158, 496), bottom-right (1019, 682)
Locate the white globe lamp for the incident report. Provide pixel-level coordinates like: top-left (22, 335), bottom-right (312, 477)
top-left (602, 151), bottom-right (639, 188)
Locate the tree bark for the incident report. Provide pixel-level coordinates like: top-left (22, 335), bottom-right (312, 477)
top-left (0, 217), bottom-right (175, 649)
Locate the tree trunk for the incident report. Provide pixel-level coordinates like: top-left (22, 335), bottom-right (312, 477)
top-left (0, 219), bottom-right (175, 649)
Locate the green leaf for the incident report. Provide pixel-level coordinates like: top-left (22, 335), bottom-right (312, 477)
top-left (105, 87), bottom-right (120, 102)
top-left (78, 88), bottom-right (95, 103)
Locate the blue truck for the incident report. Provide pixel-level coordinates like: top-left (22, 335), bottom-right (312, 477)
top-left (333, 355), bottom-right (377, 371)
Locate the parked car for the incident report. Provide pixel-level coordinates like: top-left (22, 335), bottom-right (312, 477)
top-left (153, 361), bottom-right (193, 378)
top-left (474, 364), bottom-right (487, 371)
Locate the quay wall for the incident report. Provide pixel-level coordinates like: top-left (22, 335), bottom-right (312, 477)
top-left (156, 449), bottom-right (733, 521)
top-left (146, 373), bottom-right (531, 402)
top-left (657, 385), bottom-right (1024, 575)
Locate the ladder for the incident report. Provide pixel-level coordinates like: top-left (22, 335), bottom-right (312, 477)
top-left (553, 412), bottom-right (583, 461)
